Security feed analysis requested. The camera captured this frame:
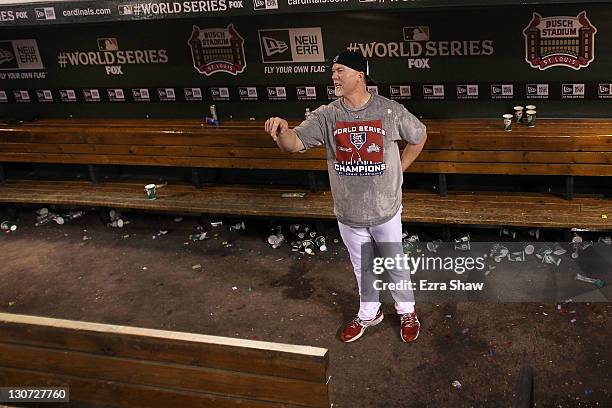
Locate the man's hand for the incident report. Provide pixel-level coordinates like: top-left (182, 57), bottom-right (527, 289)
top-left (265, 117), bottom-right (289, 142)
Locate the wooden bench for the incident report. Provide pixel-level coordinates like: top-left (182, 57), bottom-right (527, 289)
top-left (0, 118), bottom-right (610, 229)
top-left (0, 312), bottom-right (331, 408)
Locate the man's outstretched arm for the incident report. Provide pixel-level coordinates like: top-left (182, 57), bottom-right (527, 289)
top-left (265, 117), bottom-right (305, 153)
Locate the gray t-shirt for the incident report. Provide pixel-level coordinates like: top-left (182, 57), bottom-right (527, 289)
top-left (294, 92), bottom-right (426, 227)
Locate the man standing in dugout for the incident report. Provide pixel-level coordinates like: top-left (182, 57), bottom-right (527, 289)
top-left (265, 51), bottom-right (427, 343)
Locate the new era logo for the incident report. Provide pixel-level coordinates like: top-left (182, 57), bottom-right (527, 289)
top-left (491, 84), bottom-right (513, 96)
top-left (296, 86), bottom-right (316, 99)
top-left (34, 7), bottom-right (55, 20)
top-left (562, 83), bottom-right (585, 96)
top-left (423, 85), bottom-right (444, 97)
top-left (253, 0), bottom-right (278, 10)
top-left (261, 36), bottom-right (288, 56)
top-left (599, 84), bottom-right (612, 95)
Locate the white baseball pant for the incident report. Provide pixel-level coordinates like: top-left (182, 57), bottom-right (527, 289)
top-left (338, 206), bottom-right (416, 321)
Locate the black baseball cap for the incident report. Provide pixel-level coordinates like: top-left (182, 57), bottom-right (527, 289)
top-left (331, 51), bottom-right (376, 84)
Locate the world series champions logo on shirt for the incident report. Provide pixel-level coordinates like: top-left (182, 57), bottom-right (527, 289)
top-left (334, 120), bottom-right (385, 176)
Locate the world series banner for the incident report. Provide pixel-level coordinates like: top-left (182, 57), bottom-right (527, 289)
top-left (1, 0), bottom-right (610, 27)
top-left (1, 3), bottom-right (611, 117)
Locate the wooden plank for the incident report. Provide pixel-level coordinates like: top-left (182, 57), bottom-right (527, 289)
top-left (0, 367), bottom-right (316, 408)
top-left (0, 181), bottom-right (609, 229)
top-left (0, 153), bottom-right (610, 175)
top-left (3, 143), bottom-right (612, 165)
top-left (0, 313), bottom-right (328, 384)
top-left (0, 342), bottom-right (328, 407)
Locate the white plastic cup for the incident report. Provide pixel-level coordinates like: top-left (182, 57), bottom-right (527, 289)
top-left (144, 184), bottom-right (157, 200)
top-left (503, 114), bottom-right (513, 131)
top-left (513, 106), bottom-right (524, 122)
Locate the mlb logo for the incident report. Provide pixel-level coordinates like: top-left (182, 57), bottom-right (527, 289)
top-left (367, 86), bottom-right (378, 95)
top-left (216, 88), bottom-right (229, 98)
top-left (432, 85), bottom-right (444, 96)
top-left (118, 4), bottom-right (133, 15)
top-left (350, 132), bottom-right (367, 150)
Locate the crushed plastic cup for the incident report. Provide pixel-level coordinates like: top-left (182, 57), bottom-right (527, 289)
top-left (36, 208), bottom-right (49, 216)
top-left (553, 244), bottom-right (567, 256)
top-left (535, 246), bottom-right (553, 260)
top-left (451, 380), bottom-right (462, 389)
top-left (406, 234), bottom-right (420, 243)
top-left (426, 239), bottom-right (443, 253)
top-left (1, 221), bottom-right (17, 232)
top-left (229, 221), bottom-right (246, 232)
top-left (297, 224), bottom-right (311, 239)
top-left (575, 273), bottom-right (605, 288)
top-left (211, 221), bottom-right (223, 227)
top-left (542, 253), bottom-right (561, 266)
top-left (524, 244), bottom-right (535, 255)
top-left (302, 239), bottom-right (315, 255)
top-left (189, 232), bottom-right (209, 241)
top-left (314, 235), bottom-right (327, 251)
top-left (454, 242), bottom-right (471, 251)
top-left (267, 234), bottom-right (285, 248)
top-left (64, 211), bottom-right (84, 221)
top-left (507, 251), bottom-right (525, 262)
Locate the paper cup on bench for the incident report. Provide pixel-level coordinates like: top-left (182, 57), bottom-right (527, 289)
top-left (526, 110), bottom-right (537, 127)
top-left (503, 114), bottom-right (513, 131)
top-left (513, 106), bottom-right (524, 123)
top-left (144, 184), bottom-right (157, 200)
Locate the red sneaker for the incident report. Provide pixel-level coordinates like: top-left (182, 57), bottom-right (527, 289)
top-left (340, 308), bottom-right (384, 343)
top-left (400, 310), bottom-right (420, 343)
